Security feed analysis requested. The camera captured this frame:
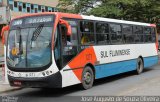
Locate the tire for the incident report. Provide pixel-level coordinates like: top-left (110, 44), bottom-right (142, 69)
top-left (136, 58), bottom-right (144, 74)
top-left (81, 66), bottom-right (94, 90)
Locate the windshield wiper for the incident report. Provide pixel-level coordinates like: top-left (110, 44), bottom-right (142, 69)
top-left (16, 27), bottom-right (23, 55)
top-left (31, 24), bottom-right (44, 41)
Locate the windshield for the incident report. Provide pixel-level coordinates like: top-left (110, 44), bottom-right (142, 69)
top-left (7, 26), bottom-right (52, 68)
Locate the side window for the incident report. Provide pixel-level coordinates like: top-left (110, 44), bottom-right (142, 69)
top-left (80, 21), bottom-right (95, 45)
top-left (45, 7), bottom-right (48, 12)
top-left (27, 7), bottom-right (30, 13)
top-left (67, 20), bottom-right (78, 46)
top-left (110, 24), bottom-right (122, 44)
top-left (14, 1), bottom-right (18, 8)
top-left (23, 3), bottom-right (26, 9)
top-left (42, 9), bottom-right (45, 12)
top-left (144, 27), bottom-right (152, 42)
top-left (151, 27), bottom-right (156, 42)
top-left (122, 25), bottom-right (134, 43)
top-left (133, 26), bottom-right (143, 43)
top-left (52, 8), bottom-right (55, 12)
top-left (10, 4), bottom-right (13, 10)
top-left (35, 8), bottom-right (38, 13)
top-left (31, 4), bottom-right (34, 10)
top-left (38, 5), bottom-right (41, 11)
top-left (96, 22), bottom-right (109, 44)
top-left (18, 5), bottom-right (22, 12)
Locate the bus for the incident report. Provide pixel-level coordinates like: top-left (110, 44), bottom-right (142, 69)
top-left (1, 12), bottom-right (159, 89)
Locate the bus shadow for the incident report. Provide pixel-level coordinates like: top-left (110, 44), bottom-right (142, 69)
top-left (13, 69), bottom-right (152, 97)
top-left (14, 84), bottom-right (82, 97)
top-left (94, 69), bottom-right (152, 86)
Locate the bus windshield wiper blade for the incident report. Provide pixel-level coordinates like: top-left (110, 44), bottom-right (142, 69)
top-left (31, 24), bottom-right (44, 41)
top-left (17, 27), bottom-right (23, 55)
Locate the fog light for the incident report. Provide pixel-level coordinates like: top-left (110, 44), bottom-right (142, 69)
top-left (42, 72), bottom-right (45, 76)
top-left (46, 71), bottom-right (49, 75)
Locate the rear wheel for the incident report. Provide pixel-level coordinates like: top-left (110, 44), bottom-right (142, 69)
top-left (81, 66), bottom-right (94, 90)
top-left (136, 58), bottom-right (144, 74)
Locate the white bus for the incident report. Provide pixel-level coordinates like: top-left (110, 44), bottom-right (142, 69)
top-left (1, 12), bottom-right (159, 89)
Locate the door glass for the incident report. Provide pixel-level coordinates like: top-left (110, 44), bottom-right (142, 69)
top-left (61, 24), bottom-right (78, 66)
top-left (54, 28), bottom-right (61, 69)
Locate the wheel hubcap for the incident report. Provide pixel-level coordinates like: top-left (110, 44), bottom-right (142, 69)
top-left (84, 72), bottom-right (91, 84)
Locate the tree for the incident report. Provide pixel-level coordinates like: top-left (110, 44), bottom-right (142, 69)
top-left (57, 0), bottom-right (99, 14)
top-left (57, 0), bottom-right (160, 24)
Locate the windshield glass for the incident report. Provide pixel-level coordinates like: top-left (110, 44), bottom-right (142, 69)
top-left (7, 26), bottom-right (52, 68)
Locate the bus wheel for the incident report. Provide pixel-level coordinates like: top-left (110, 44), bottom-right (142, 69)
top-left (81, 66), bottom-right (94, 90)
top-left (136, 58), bottom-right (144, 74)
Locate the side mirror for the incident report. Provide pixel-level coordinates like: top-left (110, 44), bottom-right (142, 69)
top-left (1, 25), bottom-right (9, 45)
top-left (59, 19), bottom-right (72, 36)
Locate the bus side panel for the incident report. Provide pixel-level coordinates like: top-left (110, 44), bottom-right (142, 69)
top-left (60, 65), bottom-right (81, 88)
top-left (143, 56), bottom-right (158, 68)
top-left (134, 43), bottom-right (158, 68)
top-left (94, 45), bottom-right (137, 79)
top-left (60, 47), bottom-right (97, 88)
top-left (94, 44), bottom-right (158, 79)
top-left (95, 59), bottom-right (137, 79)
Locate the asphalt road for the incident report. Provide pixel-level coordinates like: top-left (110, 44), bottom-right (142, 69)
top-left (0, 64), bottom-right (160, 102)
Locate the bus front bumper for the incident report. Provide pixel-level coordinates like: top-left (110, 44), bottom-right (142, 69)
top-left (8, 72), bottom-right (62, 88)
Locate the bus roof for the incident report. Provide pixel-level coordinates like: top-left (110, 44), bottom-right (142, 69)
top-left (81, 15), bottom-right (155, 27)
top-left (11, 12), bottom-right (156, 27)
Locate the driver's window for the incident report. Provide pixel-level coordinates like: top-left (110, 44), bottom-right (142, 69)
top-left (61, 26), bottom-right (67, 46)
top-left (61, 20), bottom-right (78, 67)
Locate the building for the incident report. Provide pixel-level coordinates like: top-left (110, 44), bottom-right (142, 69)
top-left (8, 0), bottom-right (59, 18)
top-left (0, 0), bottom-right (59, 56)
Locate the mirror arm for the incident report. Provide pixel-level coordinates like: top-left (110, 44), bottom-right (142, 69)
top-left (1, 25), bottom-right (9, 45)
top-left (59, 19), bottom-right (72, 36)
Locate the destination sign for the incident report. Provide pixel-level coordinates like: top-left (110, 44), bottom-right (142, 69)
top-left (25, 15), bottom-right (53, 24)
top-left (11, 15), bottom-right (54, 27)
top-left (11, 19), bottom-right (23, 26)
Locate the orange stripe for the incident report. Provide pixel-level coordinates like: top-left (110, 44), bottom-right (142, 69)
top-left (68, 47), bottom-right (97, 81)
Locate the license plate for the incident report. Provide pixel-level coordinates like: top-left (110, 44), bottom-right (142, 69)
top-left (14, 81), bottom-right (21, 86)
top-left (25, 73), bottom-right (35, 77)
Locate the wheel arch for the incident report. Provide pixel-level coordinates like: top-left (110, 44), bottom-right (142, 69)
top-left (138, 55), bottom-right (144, 63)
top-left (84, 63), bottom-right (96, 79)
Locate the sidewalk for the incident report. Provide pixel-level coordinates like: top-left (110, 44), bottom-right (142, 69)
top-left (0, 71), bottom-right (22, 94)
top-left (0, 83), bottom-right (21, 94)
top-left (0, 61), bottom-right (21, 93)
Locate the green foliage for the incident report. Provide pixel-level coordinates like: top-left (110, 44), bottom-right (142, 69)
top-left (57, 0), bottom-right (160, 24)
top-left (57, 0), bottom-right (97, 14)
